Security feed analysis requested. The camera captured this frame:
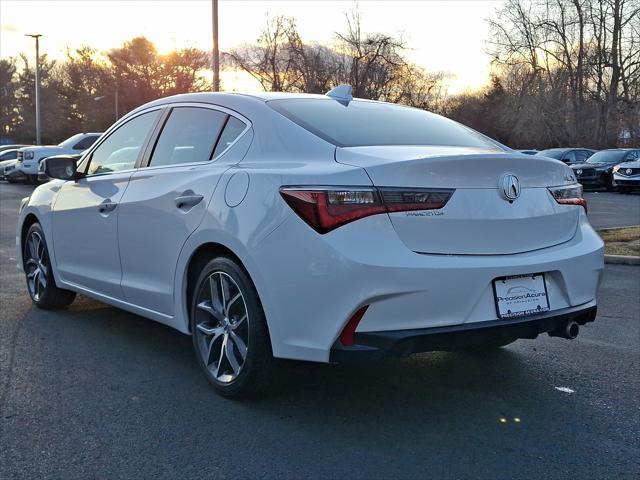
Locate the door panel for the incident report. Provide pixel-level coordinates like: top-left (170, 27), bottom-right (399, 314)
top-left (118, 165), bottom-right (226, 314)
top-left (52, 172), bottom-right (132, 298)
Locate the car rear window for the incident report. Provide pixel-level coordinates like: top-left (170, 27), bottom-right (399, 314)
top-left (268, 98), bottom-right (500, 149)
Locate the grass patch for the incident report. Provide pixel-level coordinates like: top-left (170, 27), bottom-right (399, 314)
top-left (599, 226), bottom-right (640, 256)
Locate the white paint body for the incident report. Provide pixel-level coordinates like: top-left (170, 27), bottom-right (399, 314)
top-left (16, 92), bottom-right (604, 363)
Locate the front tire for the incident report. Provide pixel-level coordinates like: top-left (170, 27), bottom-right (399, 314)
top-left (190, 256), bottom-right (275, 398)
top-left (23, 223), bottom-right (76, 309)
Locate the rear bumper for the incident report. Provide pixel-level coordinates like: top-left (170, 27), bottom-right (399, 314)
top-left (330, 305), bottom-right (597, 362)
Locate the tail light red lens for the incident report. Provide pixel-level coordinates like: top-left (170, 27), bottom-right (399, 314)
top-left (280, 186), bottom-right (453, 233)
top-left (548, 184), bottom-right (587, 212)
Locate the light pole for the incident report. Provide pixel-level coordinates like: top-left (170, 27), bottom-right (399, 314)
top-left (94, 86), bottom-right (119, 123)
top-left (25, 34), bottom-right (42, 145)
top-left (212, 0), bottom-right (220, 91)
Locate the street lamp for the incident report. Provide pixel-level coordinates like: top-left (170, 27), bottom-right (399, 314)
top-left (25, 34), bottom-right (42, 145)
top-left (212, 0), bottom-right (219, 91)
top-left (94, 85), bottom-right (119, 123)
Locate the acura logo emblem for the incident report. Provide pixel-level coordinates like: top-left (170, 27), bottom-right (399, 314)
top-left (576, 169), bottom-right (583, 176)
top-left (500, 173), bottom-right (521, 200)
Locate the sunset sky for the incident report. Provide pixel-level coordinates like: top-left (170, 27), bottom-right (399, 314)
top-left (1, 0), bottom-right (504, 93)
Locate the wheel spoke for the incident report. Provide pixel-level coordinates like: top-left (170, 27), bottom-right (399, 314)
top-left (206, 331), bottom-right (225, 367)
top-left (229, 331), bottom-right (247, 361)
top-left (197, 301), bottom-right (224, 322)
top-left (225, 335), bottom-right (241, 375)
top-left (196, 322), bottom-right (224, 337)
top-left (38, 271), bottom-right (47, 288)
top-left (28, 236), bottom-right (37, 260)
top-left (219, 273), bottom-right (231, 312)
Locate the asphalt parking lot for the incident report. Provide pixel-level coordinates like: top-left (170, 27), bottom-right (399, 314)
top-left (1, 182), bottom-right (639, 479)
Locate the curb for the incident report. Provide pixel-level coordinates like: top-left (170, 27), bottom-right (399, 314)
top-left (598, 225), bottom-right (640, 232)
top-left (605, 255), bottom-right (640, 265)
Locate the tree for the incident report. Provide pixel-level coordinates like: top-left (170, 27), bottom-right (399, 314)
top-left (0, 58), bottom-right (20, 142)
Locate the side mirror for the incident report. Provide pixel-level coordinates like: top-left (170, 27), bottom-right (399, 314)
top-left (43, 156), bottom-right (82, 181)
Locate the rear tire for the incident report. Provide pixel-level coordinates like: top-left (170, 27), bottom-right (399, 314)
top-left (190, 256), bottom-right (276, 398)
top-left (23, 223), bottom-right (76, 309)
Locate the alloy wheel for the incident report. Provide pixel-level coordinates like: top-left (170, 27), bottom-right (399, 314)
top-left (194, 271), bottom-right (249, 383)
top-left (24, 231), bottom-right (48, 301)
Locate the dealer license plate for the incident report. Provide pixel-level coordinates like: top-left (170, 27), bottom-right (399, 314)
top-left (493, 274), bottom-right (550, 319)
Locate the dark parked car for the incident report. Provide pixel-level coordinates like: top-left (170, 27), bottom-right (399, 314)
top-left (535, 148), bottom-right (596, 164)
top-left (570, 149), bottom-right (640, 191)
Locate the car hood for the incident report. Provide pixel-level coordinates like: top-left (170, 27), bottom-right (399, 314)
top-left (19, 145), bottom-right (60, 151)
top-left (616, 160), bottom-right (640, 169)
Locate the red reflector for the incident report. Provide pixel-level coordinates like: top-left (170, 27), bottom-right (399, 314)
top-left (339, 305), bottom-right (369, 346)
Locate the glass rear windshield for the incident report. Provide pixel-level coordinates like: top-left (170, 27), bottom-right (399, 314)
top-left (268, 98), bottom-right (501, 149)
top-left (536, 149), bottom-right (564, 159)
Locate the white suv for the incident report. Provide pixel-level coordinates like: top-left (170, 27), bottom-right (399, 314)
top-left (17, 133), bottom-right (102, 183)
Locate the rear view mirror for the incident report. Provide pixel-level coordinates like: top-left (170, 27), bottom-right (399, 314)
top-left (43, 156), bottom-right (81, 181)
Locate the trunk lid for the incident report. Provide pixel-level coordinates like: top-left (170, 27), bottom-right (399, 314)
top-left (336, 146), bottom-right (580, 255)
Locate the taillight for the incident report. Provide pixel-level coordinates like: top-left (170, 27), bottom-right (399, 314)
top-left (280, 186), bottom-right (454, 233)
top-left (548, 184), bottom-right (587, 212)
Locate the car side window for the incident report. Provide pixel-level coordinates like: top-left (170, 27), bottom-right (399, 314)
top-left (574, 150), bottom-right (589, 162)
top-left (562, 151), bottom-right (576, 163)
top-left (149, 107), bottom-right (227, 167)
top-left (212, 116), bottom-right (247, 158)
top-left (73, 136), bottom-right (99, 150)
top-left (86, 111), bottom-right (160, 176)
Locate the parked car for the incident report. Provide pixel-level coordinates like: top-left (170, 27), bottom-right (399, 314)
top-left (0, 154), bottom-right (19, 181)
top-left (16, 133), bottom-right (102, 183)
top-left (535, 148), bottom-right (596, 164)
top-left (0, 144), bottom-right (28, 154)
top-left (612, 155), bottom-right (640, 193)
top-left (17, 89), bottom-right (603, 397)
top-left (0, 148), bottom-right (20, 180)
top-left (517, 149), bottom-right (539, 155)
top-left (5, 165), bottom-right (27, 183)
top-left (570, 149), bottom-right (640, 190)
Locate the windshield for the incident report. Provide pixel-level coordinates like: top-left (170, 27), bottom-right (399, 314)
top-left (586, 150), bottom-right (628, 164)
top-left (58, 134), bottom-right (85, 148)
top-left (269, 98), bottom-right (502, 149)
top-left (536, 149), bottom-right (564, 159)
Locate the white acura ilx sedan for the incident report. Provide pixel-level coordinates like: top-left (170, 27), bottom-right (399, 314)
top-left (17, 87), bottom-right (604, 397)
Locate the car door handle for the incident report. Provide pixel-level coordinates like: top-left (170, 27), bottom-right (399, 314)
top-left (98, 200), bottom-right (117, 213)
top-left (175, 193), bottom-right (204, 211)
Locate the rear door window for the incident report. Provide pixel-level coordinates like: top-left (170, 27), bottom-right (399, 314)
top-left (212, 116), bottom-right (247, 158)
top-left (149, 107), bottom-right (227, 167)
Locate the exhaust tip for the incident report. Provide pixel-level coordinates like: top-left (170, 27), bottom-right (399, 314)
top-left (566, 321), bottom-right (579, 340)
top-left (548, 320), bottom-right (580, 340)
